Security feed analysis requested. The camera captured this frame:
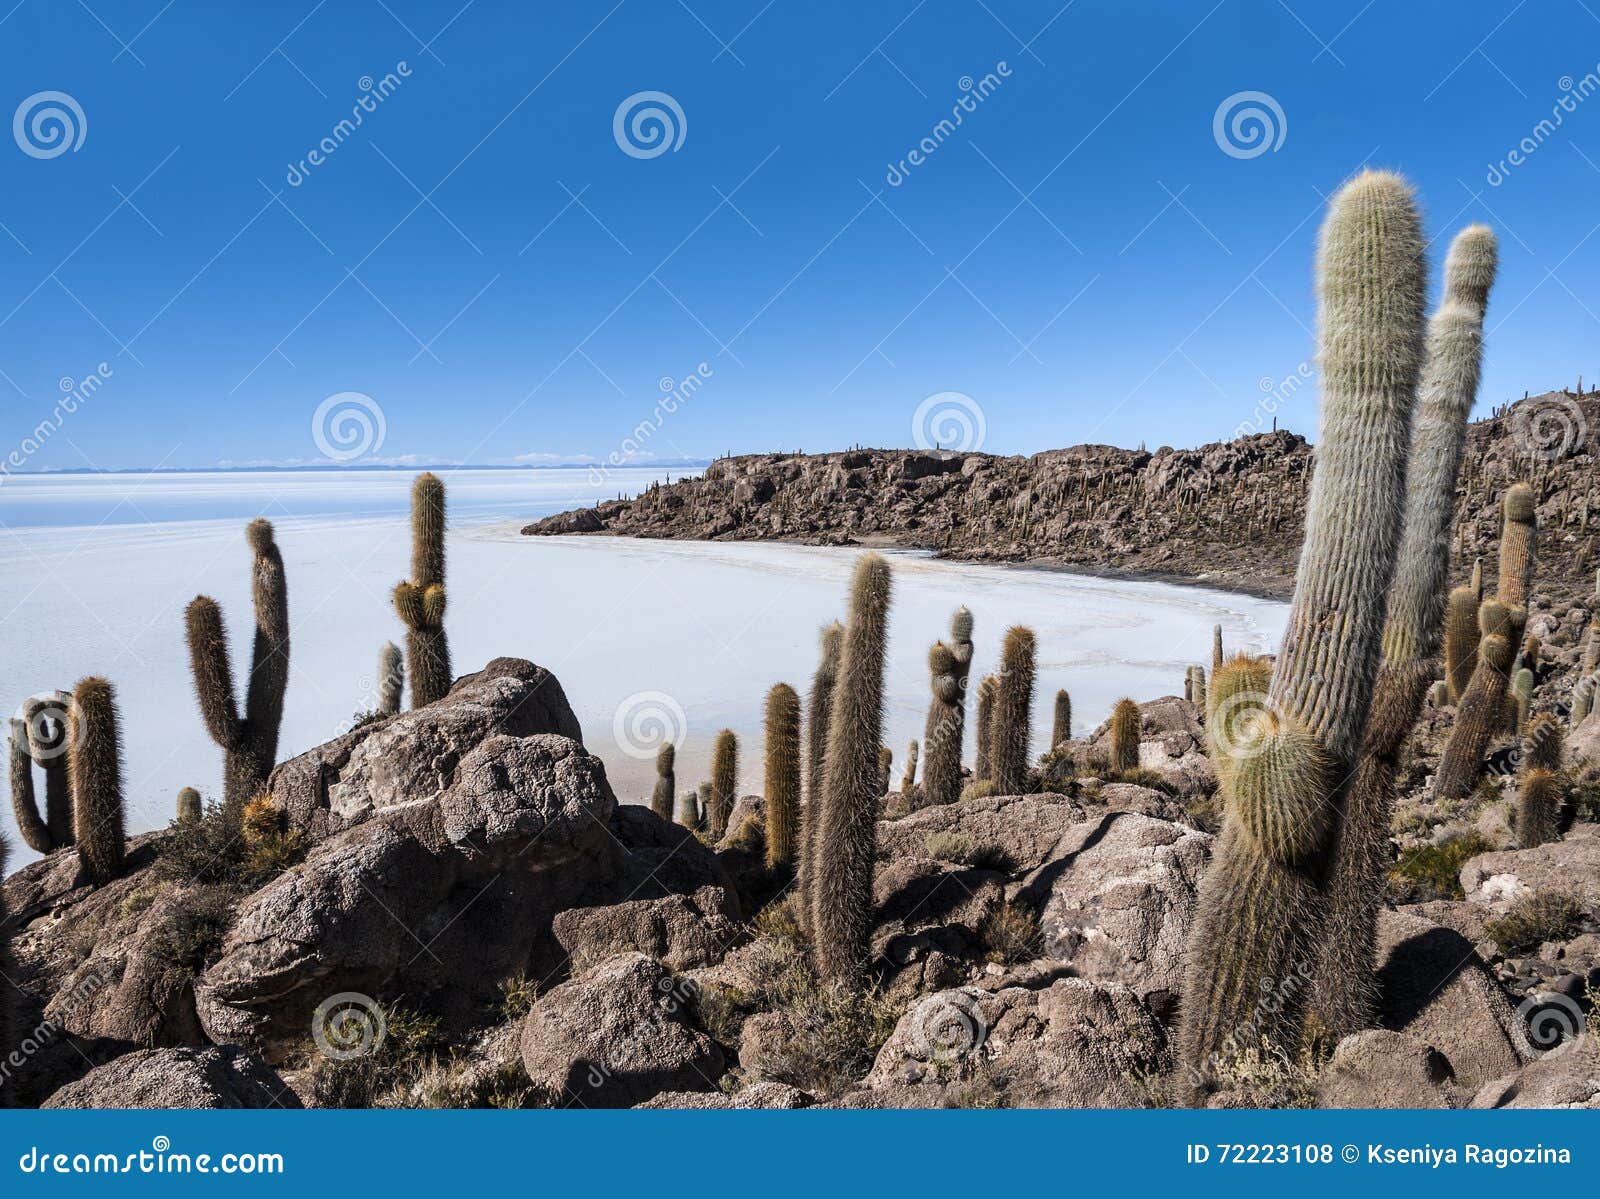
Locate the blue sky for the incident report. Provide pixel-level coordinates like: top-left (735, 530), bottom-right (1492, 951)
top-left (0, 0), bottom-right (1596, 471)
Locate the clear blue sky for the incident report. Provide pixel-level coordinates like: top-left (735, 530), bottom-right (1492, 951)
top-left (1, 0), bottom-right (1595, 471)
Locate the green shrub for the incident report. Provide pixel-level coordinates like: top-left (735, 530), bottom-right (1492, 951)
top-left (153, 885), bottom-right (237, 969)
top-left (924, 831), bottom-right (971, 862)
top-left (1387, 832), bottom-right (1493, 902)
top-left (1486, 892), bottom-right (1589, 955)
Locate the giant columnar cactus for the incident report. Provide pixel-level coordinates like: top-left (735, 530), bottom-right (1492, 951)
top-left (1311, 223), bottom-right (1495, 1040)
top-left (377, 641), bottom-right (405, 717)
top-left (1191, 665), bottom-right (1207, 713)
top-left (18, 693), bottom-right (73, 845)
top-left (651, 743), bottom-right (676, 822)
top-left (1108, 699), bottom-right (1141, 773)
top-left (8, 719), bottom-right (51, 853)
top-left (764, 684), bottom-right (800, 868)
top-left (184, 519), bottom-right (291, 817)
top-left (393, 473), bottom-right (452, 707)
top-left (1495, 483), bottom-right (1537, 628)
top-left (974, 674), bottom-right (998, 782)
top-left (1212, 625), bottom-right (1224, 672)
top-left (1511, 667), bottom-right (1533, 732)
top-left (1051, 689), bottom-right (1072, 749)
top-left (67, 677), bottom-right (125, 886)
top-left (813, 553), bottom-right (892, 984)
top-left (1435, 601), bottom-right (1516, 802)
top-left (921, 608), bottom-right (973, 807)
top-left (798, 622), bottom-right (844, 923)
top-left (1443, 585), bottom-right (1480, 702)
top-left (1179, 172), bottom-right (1424, 1093)
top-left (709, 729), bottom-right (738, 839)
top-left (989, 626), bottom-right (1036, 794)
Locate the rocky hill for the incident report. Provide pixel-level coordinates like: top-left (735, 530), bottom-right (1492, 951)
top-left (526, 390), bottom-right (1600, 602)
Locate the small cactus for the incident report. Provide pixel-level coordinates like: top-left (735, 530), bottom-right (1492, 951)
top-left (1108, 698), bottom-right (1140, 773)
top-left (393, 473), bottom-right (452, 707)
top-left (764, 684), bottom-right (801, 868)
top-left (921, 608), bottom-right (973, 807)
top-left (21, 692), bottom-right (75, 845)
top-left (650, 744), bottom-right (676, 822)
top-left (67, 678), bottom-right (125, 886)
top-left (899, 739), bottom-right (919, 793)
top-left (1429, 680), bottom-right (1450, 708)
top-left (676, 782), bottom-right (700, 831)
top-left (1191, 665), bottom-right (1207, 712)
top-left (1051, 689), bottom-right (1071, 748)
top-left (377, 642), bottom-right (404, 717)
top-left (184, 519), bottom-right (290, 819)
top-left (813, 553), bottom-right (892, 984)
top-left (989, 626), bottom-right (1036, 794)
top-left (876, 746), bottom-right (893, 796)
top-left (1212, 624), bottom-right (1224, 672)
top-left (709, 729), bottom-right (738, 839)
top-left (1511, 667), bottom-right (1533, 732)
top-left (696, 782), bottom-right (712, 832)
top-left (176, 786), bottom-right (202, 823)
top-left (1514, 713), bottom-right (1563, 848)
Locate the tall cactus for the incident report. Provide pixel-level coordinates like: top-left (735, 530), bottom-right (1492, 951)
top-left (650, 743), bottom-right (676, 821)
top-left (67, 678), bottom-right (125, 886)
top-left (1312, 223), bottom-right (1495, 1039)
top-left (921, 608), bottom-right (973, 807)
top-left (1191, 665), bottom-right (1207, 712)
top-left (8, 719), bottom-right (51, 853)
top-left (1212, 624), bottom-right (1224, 672)
top-left (184, 518), bottom-right (291, 816)
top-left (989, 626), bottom-right (1036, 794)
top-left (1511, 667), bottom-right (1534, 732)
top-left (1179, 171), bottom-right (1424, 1093)
top-left (1435, 601), bottom-right (1515, 802)
top-left (1108, 699), bottom-right (1141, 773)
top-left (393, 473), bottom-right (451, 707)
top-left (974, 674), bottom-right (998, 782)
top-left (764, 685), bottom-right (800, 867)
top-left (1574, 620), bottom-right (1598, 726)
top-left (798, 622), bottom-right (843, 927)
top-left (813, 553), bottom-right (892, 984)
top-left (1051, 689), bottom-right (1072, 748)
top-left (1495, 483), bottom-right (1537, 634)
top-left (377, 641), bottom-right (404, 717)
top-left (709, 729), bottom-right (738, 839)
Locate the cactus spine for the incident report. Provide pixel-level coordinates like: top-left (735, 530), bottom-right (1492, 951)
top-left (813, 553), bottom-right (892, 984)
top-left (1435, 601), bottom-right (1516, 802)
top-left (1311, 224), bottom-right (1495, 1040)
top-left (709, 729), bottom-right (738, 839)
top-left (67, 678), bottom-right (125, 885)
top-left (184, 519), bottom-right (290, 817)
top-left (377, 641), bottom-right (404, 717)
top-left (989, 626), bottom-right (1036, 794)
top-left (974, 674), bottom-right (998, 782)
top-left (798, 622), bottom-right (843, 927)
top-left (1179, 172), bottom-right (1424, 1092)
top-left (764, 685), bottom-right (801, 867)
top-left (651, 743), bottom-right (676, 822)
top-left (8, 719), bottom-right (51, 853)
top-left (921, 608), bottom-right (973, 807)
top-left (393, 473), bottom-right (451, 707)
top-left (1051, 689), bottom-right (1072, 748)
top-left (177, 786), bottom-right (202, 823)
top-left (1108, 698), bottom-right (1140, 773)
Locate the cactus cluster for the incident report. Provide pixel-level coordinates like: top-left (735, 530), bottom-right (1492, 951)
top-left (393, 473), bottom-right (452, 708)
top-left (184, 518), bottom-right (291, 817)
top-left (1180, 172), bottom-right (1426, 1092)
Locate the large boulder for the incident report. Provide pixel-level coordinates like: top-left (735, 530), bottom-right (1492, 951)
top-left (1081, 696), bottom-right (1214, 797)
top-left (196, 734), bottom-right (620, 1057)
top-left (42, 1047), bottom-right (299, 1109)
top-left (876, 791), bottom-right (1090, 873)
top-left (1470, 1041), bottom-right (1600, 1108)
top-left (553, 887), bottom-right (740, 973)
top-left (519, 953), bottom-right (724, 1107)
top-left (859, 978), bottom-right (1169, 1107)
top-left (270, 658), bottom-right (584, 840)
top-left (635, 1082), bottom-right (813, 1109)
top-left (1020, 811), bottom-right (1210, 1005)
top-left (1460, 824), bottom-right (1600, 910)
top-left (1317, 1030), bottom-right (1452, 1108)
top-left (1376, 909), bottom-right (1527, 1086)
